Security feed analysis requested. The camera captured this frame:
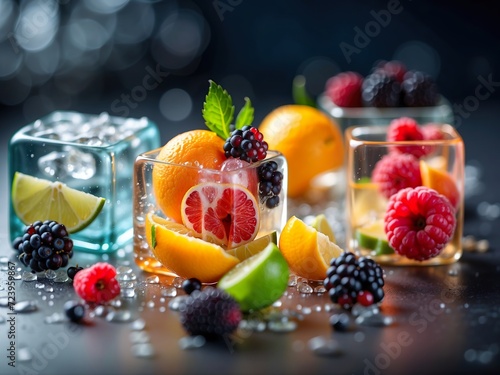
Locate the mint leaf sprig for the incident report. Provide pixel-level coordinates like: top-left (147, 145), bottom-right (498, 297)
top-left (202, 80), bottom-right (254, 139)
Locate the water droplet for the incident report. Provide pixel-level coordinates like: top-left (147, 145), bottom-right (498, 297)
top-left (354, 331), bottom-right (366, 342)
top-left (448, 269), bottom-right (458, 276)
top-left (131, 343), bottom-right (155, 358)
top-left (116, 266), bottom-right (133, 274)
top-left (120, 281), bottom-right (137, 289)
top-left (12, 272), bottom-right (22, 280)
top-left (324, 303), bottom-right (335, 312)
top-left (172, 277), bottom-right (184, 288)
top-left (297, 282), bottom-right (313, 294)
top-left (130, 331), bottom-right (150, 344)
top-left (178, 335), bottom-right (206, 350)
top-left (35, 282), bottom-right (45, 289)
top-left (240, 319), bottom-right (266, 332)
top-left (0, 316), bottom-right (5, 324)
top-left (272, 300), bottom-right (282, 308)
top-left (268, 319), bottom-right (298, 333)
top-left (121, 288), bottom-right (136, 298)
top-left (44, 286), bottom-right (54, 293)
top-left (117, 274), bottom-right (132, 281)
top-left (110, 300), bottom-right (122, 308)
top-left (351, 303), bottom-right (379, 317)
top-left (44, 270), bottom-right (57, 280)
top-left (168, 296), bottom-right (188, 311)
top-left (314, 285), bottom-right (326, 294)
top-left (93, 305), bottom-right (108, 317)
top-left (146, 275), bottom-right (159, 284)
top-left (17, 347), bottom-right (33, 362)
top-left (301, 307), bottom-right (312, 315)
top-left (131, 319), bottom-right (146, 331)
top-left (0, 297), bottom-right (9, 307)
top-left (106, 310), bottom-right (134, 323)
top-left (0, 256), bottom-right (9, 264)
top-left (14, 300), bottom-right (38, 313)
top-left (21, 271), bottom-right (37, 282)
top-left (312, 304), bottom-right (322, 312)
top-left (161, 286), bottom-right (177, 298)
top-left (288, 275), bottom-right (298, 287)
top-left (355, 313), bottom-right (393, 327)
top-left (44, 312), bottom-right (66, 324)
top-left (308, 336), bottom-right (342, 357)
top-left (147, 301), bottom-right (155, 309)
top-left (54, 270), bottom-right (69, 283)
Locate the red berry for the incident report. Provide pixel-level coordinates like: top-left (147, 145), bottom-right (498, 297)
top-left (325, 71), bottom-right (363, 107)
top-left (357, 291), bottom-right (374, 307)
top-left (421, 124), bottom-right (445, 156)
top-left (384, 186), bottom-right (456, 261)
top-left (374, 60), bottom-right (407, 83)
top-left (73, 262), bottom-right (120, 304)
top-left (387, 117), bottom-right (427, 158)
top-left (372, 153), bottom-right (422, 199)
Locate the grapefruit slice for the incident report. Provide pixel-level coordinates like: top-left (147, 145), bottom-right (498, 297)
top-left (181, 182), bottom-right (260, 248)
top-left (420, 160), bottom-right (460, 208)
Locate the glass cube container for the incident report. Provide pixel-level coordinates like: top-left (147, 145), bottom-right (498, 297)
top-left (133, 149), bottom-right (288, 276)
top-left (345, 123), bottom-right (464, 266)
top-left (9, 111), bottom-right (160, 253)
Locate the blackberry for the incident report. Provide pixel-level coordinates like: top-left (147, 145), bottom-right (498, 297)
top-left (324, 252), bottom-right (384, 309)
top-left (401, 71), bottom-right (439, 107)
top-left (12, 220), bottom-right (74, 273)
top-left (223, 125), bottom-right (268, 163)
top-left (64, 300), bottom-right (86, 323)
top-left (257, 161), bottom-right (283, 208)
top-left (329, 313), bottom-right (351, 332)
top-left (179, 287), bottom-right (241, 338)
top-left (67, 265), bottom-right (84, 280)
top-left (361, 72), bottom-right (401, 107)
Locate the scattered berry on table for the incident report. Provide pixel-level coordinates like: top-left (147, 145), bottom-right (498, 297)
top-left (329, 313), bottom-right (351, 332)
top-left (385, 186), bottom-right (456, 261)
top-left (373, 60), bottom-right (407, 83)
top-left (64, 300), bottom-right (86, 323)
top-left (325, 71), bottom-right (363, 107)
top-left (372, 153), bottom-right (422, 199)
top-left (387, 117), bottom-right (427, 158)
top-left (67, 265), bottom-right (84, 280)
top-left (12, 220), bottom-right (73, 273)
top-left (73, 262), bottom-right (120, 304)
top-left (181, 278), bottom-right (202, 295)
top-left (223, 125), bottom-right (268, 163)
top-left (257, 161), bottom-right (283, 208)
top-left (401, 71), bottom-right (439, 107)
top-left (324, 252), bottom-right (385, 309)
top-left (179, 287), bottom-right (241, 338)
top-left (361, 72), bottom-right (401, 107)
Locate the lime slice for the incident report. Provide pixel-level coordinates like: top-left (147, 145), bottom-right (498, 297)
top-left (12, 172), bottom-right (105, 233)
top-left (356, 220), bottom-right (394, 255)
top-left (226, 231), bottom-right (277, 261)
top-left (218, 243), bottom-right (289, 312)
top-left (310, 214), bottom-right (336, 243)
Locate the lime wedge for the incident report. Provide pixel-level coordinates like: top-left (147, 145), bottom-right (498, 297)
top-left (356, 220), bottom-right (394, 255)
top-left (310, 214), bottom-right (336, 242)
top-left (226, 231), bottom-right (277, 261)
top-left (12, 172), bottom-right (105, 233)
top-left (218, 243), bottom-right (289, 312)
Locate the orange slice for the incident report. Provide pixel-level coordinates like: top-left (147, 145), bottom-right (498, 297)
top-left (146, 213), bottom-right (239, 283)
top-left (279, 216), bottom-right (343, 281)
top-left (420, 160), bottom-right (460, 208)
top-left (181, 182), bottom-right (259, 249)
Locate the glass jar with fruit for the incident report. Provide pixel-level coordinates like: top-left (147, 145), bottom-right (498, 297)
top-left (345, 117), bottom-right (464, 265)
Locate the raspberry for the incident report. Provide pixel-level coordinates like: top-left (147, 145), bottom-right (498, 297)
top-left (257, 161), bottom-right (283, 208)
top-left (361, 72), bottom-right (401, 107)
top-left (373, 60), bottom-right (407, 83)
top-left (387, 117), bottom-right (426, 158)
top-left (223, 125), bottom-right (268, 163)
top-left (401, 71), bottom-right (439, 107)
top-left (325, 72), bottom-right (363, 107)
top-left (179, 287), bottom-right (241, 338)
top-left (13, 220), bottom-right (73, 273)
top-left (422, 124), bottom-right (445, 156)
top-left (324, 252), bottom-right (385, 309)
top-left (372, 153), bottom-right (422, 199)
top-left (73, 262), bottom-right (120, 304)
top-left (384, 186), bottom-right (456, 261)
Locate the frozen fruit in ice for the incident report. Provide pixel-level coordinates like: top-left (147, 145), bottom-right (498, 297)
top-left (372, 153), bottom-right (422, 199)
top-left (384, 186), bottom-right (456, 261)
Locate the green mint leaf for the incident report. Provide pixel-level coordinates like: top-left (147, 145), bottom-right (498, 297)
top-left (292, 75), bottom-right (317, 108)
top-left (202, 80), bottom-right (234, 139)
top-left (235, 97), bottom-right (254, 129)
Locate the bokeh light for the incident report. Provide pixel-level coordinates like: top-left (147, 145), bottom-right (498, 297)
top-left (159, 88), bottom-right (192, 122)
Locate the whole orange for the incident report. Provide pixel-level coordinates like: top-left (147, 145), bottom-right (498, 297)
top-left (152, 130), bottom-right (225, 223)
top-left (259, 105), bottom-right (344, 197)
